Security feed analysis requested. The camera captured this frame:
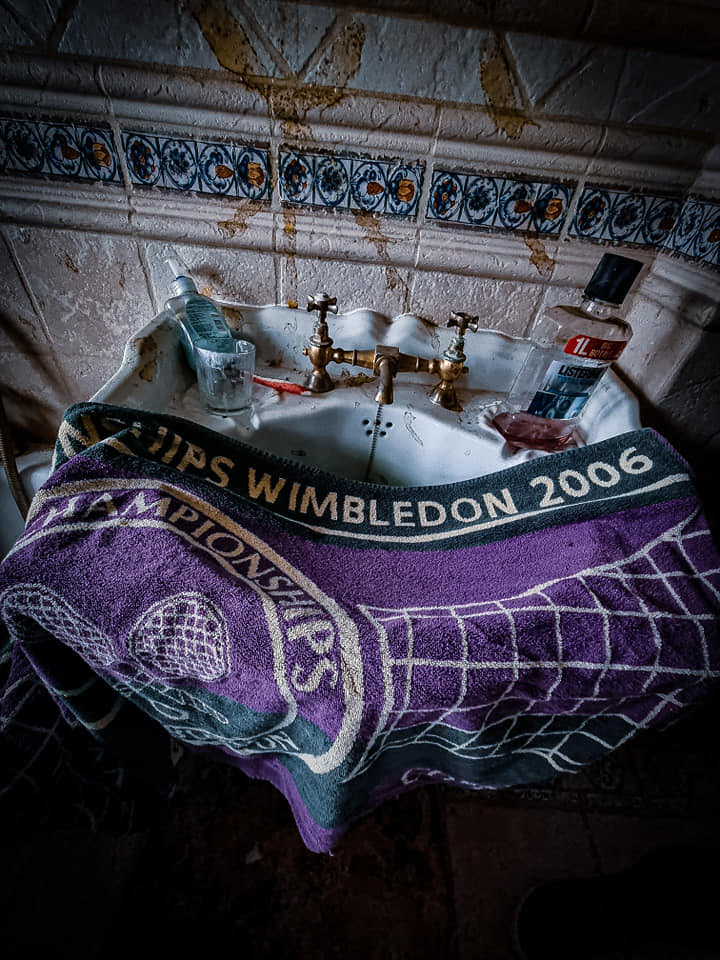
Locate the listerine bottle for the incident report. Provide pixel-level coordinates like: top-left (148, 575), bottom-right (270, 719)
top-left (164, 258), bottom-right (234, 370)
top-left (493, 253), bottom-right (643, 452)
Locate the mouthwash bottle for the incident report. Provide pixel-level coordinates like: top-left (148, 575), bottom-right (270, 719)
top-left (164, 258), bottom-right (234, 370)
top-left (493, 253), bottom-right (643, 452)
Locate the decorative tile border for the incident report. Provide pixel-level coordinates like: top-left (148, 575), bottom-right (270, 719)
top-left (121, 131), bottom-right (271, 200)
top-left (278, 150), bottom-right (424, 218)
top-left (570, 185), bottom-right (720, 267)
top-left (426, 169), bottom-right (573, 235)
top-left (0, 117), bottom-right (120, 183)
top-left (0, 113), bottom-right (717, 269)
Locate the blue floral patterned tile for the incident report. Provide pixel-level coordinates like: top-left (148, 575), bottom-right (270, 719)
top-left (569, 187), bottom-right (613, 240)
top-left (602, 192), bottom-right (648, 244)
top-left (0, 117), bottom-right (120, 182)
top-left (197, 140), bottom-right (235, 195)
top-left (236, 147), bottom-right (270, 200)
top-left (123, 131), bottom-right (270, 201)
top-left (641, 196), bottom-right (681, 247)
top-left (160, 137), bottom-right (198, 191)
top-left (494, 179), bottom-right (539, 230)
top-left (670, 200), bottom-right (709, 257)
top-left (693, 203), bottom-right (720, 264)
top-left (532, 183), bottom-right (571, 233)
top-left (123, 132), bottom-right (161, 186)
top-left (314, 154), bottom-right (350, 208)
top-left (460, 175), bottom-right (500, 226)
top-left (350, 159), bottom-right (388, 213)
top-left (279, 151), bottom-right (313, 204)
top-left (429, 170), bottom-right (571, 234)
top-left (279, 150), bottom-right (423, 218)
top-left (386, 164), bottom-right (422, 216)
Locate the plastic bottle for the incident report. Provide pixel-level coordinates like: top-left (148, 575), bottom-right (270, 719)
top-left (164, 258), bottom-right (234, 370)
top-left (492, 254), bottom-right (643, 452)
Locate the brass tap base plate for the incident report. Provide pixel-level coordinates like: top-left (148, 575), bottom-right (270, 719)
top-left (429, 383), bottom-right (462, 411)
top-left (305, 369), bottom-right (335, 393)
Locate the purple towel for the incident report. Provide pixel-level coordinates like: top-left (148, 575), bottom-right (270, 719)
top-left (1, 403), bottom-right (719, 851)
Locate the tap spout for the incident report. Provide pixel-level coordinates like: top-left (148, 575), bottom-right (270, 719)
top-left (373, 346), bottom-right (399, 405)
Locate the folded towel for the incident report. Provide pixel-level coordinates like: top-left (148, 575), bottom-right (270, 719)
top-left (1, 402), bottom-right (719, 852)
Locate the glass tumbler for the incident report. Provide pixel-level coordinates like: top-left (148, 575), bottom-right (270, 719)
top-left (195, 339), bottom-right (255, 414)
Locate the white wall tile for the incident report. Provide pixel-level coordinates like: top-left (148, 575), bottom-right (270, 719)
top-left (506, 33), bottom-right (593, 107)
top-left (286, 256), bottom-right (412, 319)
top-left (142, 239), bottom-right (278, 309)
top-left (60, 0), bottom-right (221, 72)
top-left (542, 47), bottom-right (626, 123)
top-left (6, 227), bottom-right (154, 360)
top-left (251, 1), bottom-right (337, 76)
top-left (409, 270), bottom-right (542, 336)
top-left (4, 0), bottom-right (62, 40)
top-left (612, 51), bottom-right (720, 134)
top-left (347, 15), bottom-right (489, 105)
top-left (0, 234), bottom-right (49, 349)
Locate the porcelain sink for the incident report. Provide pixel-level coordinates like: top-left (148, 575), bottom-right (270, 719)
top-left (91, 302), bottom-right (641, 486)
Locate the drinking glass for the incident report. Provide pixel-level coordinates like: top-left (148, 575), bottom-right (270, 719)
top-left (195, 339), bottom-right (255, 414)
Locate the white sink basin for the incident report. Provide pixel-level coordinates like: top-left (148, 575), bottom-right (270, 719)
top-left (92, 303), bottom-right (641, 486)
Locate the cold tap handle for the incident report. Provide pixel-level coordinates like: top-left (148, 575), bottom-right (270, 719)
top-left (307, 292), bottom-right (338, 325)
top-left (448, 311), bottom-right (479, 336)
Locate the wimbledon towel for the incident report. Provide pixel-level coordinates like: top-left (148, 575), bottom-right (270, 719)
top-left (1, 402), bottom-right (719, 851)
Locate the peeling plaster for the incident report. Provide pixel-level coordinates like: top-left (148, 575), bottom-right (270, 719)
top-left (353, 211), bottom-right (410, 308)
top-left (190, 0), bottom-right (365, 137)
top-left (217, 199), bottom-right (264, 237)
top-left (524, 237), bottom-right (555, 278)
top-left (281, 206), bottom-right (298, 308)
top-left (480, 36), bottom-right (534, 140)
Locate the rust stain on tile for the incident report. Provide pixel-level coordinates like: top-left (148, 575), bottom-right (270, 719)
top-left (217, 199), bottom-right (264, 237)
top-left (283, 206), bottom-right (297, 237)
top-left (282, 207), bottom-right (298, 307)
top-left (354, 211), bottom-right (389, 259)
top-left (524, 237), bottom-right (556, 279)
top-left (353, 212), bottom-right (410, 308)
top-left (480, 37), bottom-right (533, 141)
top-left (58, 252), bottom-right (79, 273)
top-left (190, 0), bottom-right (365, 136)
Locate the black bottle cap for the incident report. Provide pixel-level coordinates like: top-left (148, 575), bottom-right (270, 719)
top-left (584, 254), bottom-right (643, 305)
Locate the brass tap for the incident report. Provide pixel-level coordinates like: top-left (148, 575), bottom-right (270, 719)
top-left (303, 292), bottom-right (339, 392)
top-left (429, 311), bottom-right (478, 411)
top-left (372, 345), bottom-right (399, 405)
top-left (302, 294), bottom-right (467, 406)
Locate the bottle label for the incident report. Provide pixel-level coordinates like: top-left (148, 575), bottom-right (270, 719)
top-left (186, 300), bottom-right (231, 339)
top-left (526, 360), bottom-right (606, 420)
top-left (564, 335), bottom-right (626, 362)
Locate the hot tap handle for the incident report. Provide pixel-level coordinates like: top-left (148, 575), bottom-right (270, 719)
top-left (307, 292), bottom-right (338, 324)
top-left (448, 311), bottom-right (479, 336)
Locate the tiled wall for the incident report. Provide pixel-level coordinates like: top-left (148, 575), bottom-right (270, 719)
top-left (0, 0), bottom-right (718, 467)
top-left (2, 115), bottom-right (718, 268)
